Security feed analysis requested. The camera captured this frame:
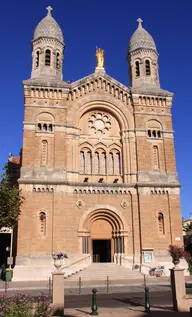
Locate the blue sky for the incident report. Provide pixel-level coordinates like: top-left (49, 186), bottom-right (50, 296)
top-left (0, 0), bottom-right (191, 219)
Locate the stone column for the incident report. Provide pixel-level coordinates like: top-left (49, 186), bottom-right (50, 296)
top-left (170, 268), bottom-right (185, 311)
top-left (52, 272), bottom-right (64, 317)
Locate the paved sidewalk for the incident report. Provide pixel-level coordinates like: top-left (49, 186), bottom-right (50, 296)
top-left (64, 306), bottom-right (189, 316)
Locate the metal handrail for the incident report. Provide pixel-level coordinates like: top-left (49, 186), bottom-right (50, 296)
top-left (121, 255), bottom-right (152, 270)
top-left (61, 254), bottom-right (91, 270)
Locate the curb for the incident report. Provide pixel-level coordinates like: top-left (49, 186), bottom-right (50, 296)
top-left (0, 282), bottom-right (171, 292)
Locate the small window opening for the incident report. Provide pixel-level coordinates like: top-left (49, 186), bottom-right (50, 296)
top-left (152, 130), bottom-right (156, 138)
top-left (48, 124), bottom-right (53, 132)
top-left (158, 213), bottom-right (165, 235)
top-left (145, 60), bottom-right (151, 76)
top-left (157, 130), bottom-right (161, 138)
top-left (37, 123), bottom-right (42, 131)
top-left (56, 52), bottom-right (60, 70)
top-left (45, 49), bottom-right (51, 66)
top-left (36, 51), bottom-right (40, 68)
top-left (43, 124), bottom-right (47, 132)
top-left (148, 130), bottom-right (151, 137)
top-left (39, 212), bottom-right (46, 236)
top-left (135, 61), bottom-right (140, 77)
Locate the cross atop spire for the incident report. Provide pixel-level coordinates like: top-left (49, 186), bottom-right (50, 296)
top-left (46, 6), bottom-right (53, 16)
top-left (137, 18), bottom-right (143, 28)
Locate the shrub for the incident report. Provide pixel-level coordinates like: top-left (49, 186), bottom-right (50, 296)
top-left (0, 293), bottom-right (53, 317)
top-left (33, 293), bottom-right (54, 317)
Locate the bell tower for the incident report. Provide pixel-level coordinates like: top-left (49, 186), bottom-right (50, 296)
top-left (127, 18), bottom-right (160, 89)
top-left (31, 6), bottom-right (65, 80)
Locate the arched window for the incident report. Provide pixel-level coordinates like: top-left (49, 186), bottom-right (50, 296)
top-left (56, 52), bottom-right (60, 70)
top-left (41, 140), bottom-right (48, 166)
top-left (45, 49), bottom-right (51, 66)
top-left (135, 61), bottom-right (140, 77)
top-left (48, 124), bottom-right (53, 132)
top-left (158, 213), bottom-right (165, 235)
top-left (157, 130), bottom-right (161, 138)
top-left (36, 51), bottom-right (40, 67)
top-left (37, 123), bottom-right (42, 131)
top-left (145, 60), bottom-right (151, 76)
top-left (101, 152), bottom-right (106, 174)
top-left (80, 151), bottom-right (85, 173)
top-left (43, 124), bottom-right (47, 132)
top-left (39, 212), bottom-right (46, 236)
top-left (152, 130), bottom-right (156, 138)
top-left (109, 152), bottom-right (114, 175)
top-left (95, 152), bottom-right (99, 174)
top-left (115, 152), bottom-right (121, 175)
top-left (148, 130), bottom-right (151, 138)
top-left (153, 145), bottom-right (160, 170)
top-left (87, 151), bottom-right (92, 174)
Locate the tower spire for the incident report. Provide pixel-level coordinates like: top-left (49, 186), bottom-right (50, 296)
top-left (46, 6), bottom-right (53, 16)
top-left (137, 18), bottom-right (143, 28)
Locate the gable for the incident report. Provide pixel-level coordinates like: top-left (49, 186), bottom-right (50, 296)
top-left (67, 72), bottom-right (133, 113)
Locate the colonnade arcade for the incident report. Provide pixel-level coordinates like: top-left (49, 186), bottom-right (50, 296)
top-left (78, 208), bottom-right (129, 263)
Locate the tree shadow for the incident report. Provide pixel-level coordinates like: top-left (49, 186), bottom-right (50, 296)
top-left (75, 308), bottom-right (91, 315)
top-left (112, 296), bottom-right (175, 312)
top-left (113, 296), bottom-right (143, 307)
top-left (140, 312), bottom-right (190, 316)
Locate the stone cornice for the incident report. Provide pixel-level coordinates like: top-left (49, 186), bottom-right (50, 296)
top-left (136, 182), bottom-right (181, 188)
top-left (23, 79), bottom-right (70, 90)
top-left (134, 111), bottom-right (172, 117)
top-left (24, 104), bottom-right (67, 109)
top-left (18, 178), bottom-right (181, 188)
top-left (131, 88), bottom-right (173, 98)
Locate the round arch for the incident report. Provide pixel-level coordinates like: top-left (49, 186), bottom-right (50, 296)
top-left (67, 94), bottom-right (134, 130)
top-left (78, 205), bottom-right (129, 262)
top-left (78, 204), bottom-right (129, 233)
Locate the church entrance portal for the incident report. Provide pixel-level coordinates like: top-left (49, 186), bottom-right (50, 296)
top-left (80, 208), bottom-right (127, 263)
top-left (92, 239), bottom-right (111, 263)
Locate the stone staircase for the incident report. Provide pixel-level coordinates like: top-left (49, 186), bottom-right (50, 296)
top-left (66, 262), bottom-right (143, 281)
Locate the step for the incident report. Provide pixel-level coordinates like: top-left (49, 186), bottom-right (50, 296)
top-left (66, 263), bottom-right (143, 281)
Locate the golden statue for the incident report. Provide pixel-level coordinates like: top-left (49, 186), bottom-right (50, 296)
top-left (96, 47), bottom-right (104, 68)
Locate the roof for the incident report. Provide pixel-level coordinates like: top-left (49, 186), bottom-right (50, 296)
top-left (8, 155), bottom-right (20, 165)
top-left (33, 6), bottom-right (64, 44)
top-left (128, 18), bottom-right (157, 54)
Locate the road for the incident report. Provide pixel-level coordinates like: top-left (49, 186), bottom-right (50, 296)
top-left (1, 284), bottom-right (192, 309)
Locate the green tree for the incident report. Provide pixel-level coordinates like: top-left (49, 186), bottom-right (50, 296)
top-left (183, 221), bottom-right (192, 236)
top-left (0, 163), bottom-right (24, 228)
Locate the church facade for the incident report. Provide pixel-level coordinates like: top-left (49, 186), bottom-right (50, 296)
top-left (14, 7), bottom-right (184, 280)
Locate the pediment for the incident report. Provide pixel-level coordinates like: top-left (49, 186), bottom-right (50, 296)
top-left (68, 71), bottom-right (132, 112)
top-left (71, 71), bottom-right (130, 92)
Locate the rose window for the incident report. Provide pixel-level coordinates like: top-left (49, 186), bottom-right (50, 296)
top-left (88, 113), bottom-right (111, 135)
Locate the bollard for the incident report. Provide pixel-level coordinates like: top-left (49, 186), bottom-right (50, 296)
top-left (144, 287), bottom-right (151, 313)
top-left (78, 276), bottom-right (83, 295)
top-left (106, 276), bottom-right (111, 293)
top-left (48, 277), bottom-right (52, 298)
top-left (143, 274), bottom-right (146, 288)
top-left (91, 288), bottom-right (98, 316)
top-left (4, 281), bottom-right (8, 295)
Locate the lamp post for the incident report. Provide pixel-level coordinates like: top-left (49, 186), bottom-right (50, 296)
top-left (9, 228), bottom-right (13, 269)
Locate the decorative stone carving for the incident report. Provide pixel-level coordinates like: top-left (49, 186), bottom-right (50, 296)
top-left (120, 200), bottom-right (129, 209)
top-left (88, 112), bottom-right (111, 136)
top-left (76, 199), bottom-right (84, 209)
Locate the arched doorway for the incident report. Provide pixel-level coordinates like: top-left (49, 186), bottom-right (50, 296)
top-left (91, 218), bottom-right (112, 262)
top-left (79, 207), bottom-right (128, 263)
